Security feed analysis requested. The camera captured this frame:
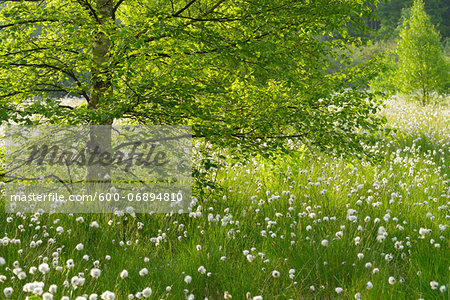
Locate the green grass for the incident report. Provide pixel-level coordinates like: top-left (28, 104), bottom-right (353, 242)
top-left (0, 97), bottom-right (449, 299)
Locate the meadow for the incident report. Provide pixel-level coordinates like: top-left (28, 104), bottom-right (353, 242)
top-left (0, 96), bottom-right (449, 299)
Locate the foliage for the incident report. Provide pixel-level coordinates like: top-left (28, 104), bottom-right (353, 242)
top-left (368, 46), bottom-right (399, 96)
top-left (395, 0), bottom-right (449, 105)
top-left (376, 0), bottom-right (449, 41)
top-left (0, 0), bottom-right (385, 159)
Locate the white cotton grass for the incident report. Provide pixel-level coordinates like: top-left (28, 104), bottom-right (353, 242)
top-left (100, 291), bottom-right (115, 299)
top-left (90, 268), bottom-right (101, 278)
top-left (0, 97), bottom-right (448, 298)
top-left (42, 292), bottom-right (54, 300)
top-left (38, 263), bottom-right (50, 274)
top-left (139, 268), bottom-right (148, 276)
top-left (66, 259), bottom-right (75, 268)
top-left (120, 270), bottom-right (128, 279)
top-left (197, 265), bottom-right (206, 274)
top-left (142, 287), bottom-right (152, 298)
top-left (429, 281), bottom-right (439, 290)
top-left (184, 275), bottom-right (192, 284)
top-left (3, 287), bottom-right (13, 299)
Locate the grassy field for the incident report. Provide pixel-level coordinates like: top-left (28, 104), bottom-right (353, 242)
top-left (0, 96), bottom-right (449, 299)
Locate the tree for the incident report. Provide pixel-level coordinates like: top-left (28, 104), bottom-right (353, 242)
top-left (0, 0), bottom-right (384, 159)
top-left (376, 0), bottom-right (450, 41)
top-left (396, 0), bottom-right (449, 105)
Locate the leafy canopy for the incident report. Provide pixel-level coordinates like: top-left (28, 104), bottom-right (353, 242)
top-left (0, 0), bottom-right (384, 157)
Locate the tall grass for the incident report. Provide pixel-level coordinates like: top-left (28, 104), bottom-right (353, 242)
top-left (0, 96), bottom-right (448, 299)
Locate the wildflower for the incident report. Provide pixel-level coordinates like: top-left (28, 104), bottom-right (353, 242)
top-left (321, 240), bottom-right (329, 246)
top-left (45, 285), bottom-right (56, 295)
top-left (366, 281), bottom-right (373, 289)
top-left (100, 291), bottom-right (115, 299)
top-left (76, 243), bottom-right (84, 251)
top-left (430, 281), bottom-right (439, 290)
top-left (376, 235), bottom-right (386, 243)
top-left (139, 268), bottom-right (148, 276)
top-left (335, 287), bottom-right (343, 293)
top-left (39, 263), bottom-right (50, 274)
top-left (120, 270), bottom-right (128, 279)
top-left (3, 287), bottom-right (13, 299)
top-left (198, 266), bottom-right (206, 274)
top-left (184, 275), bottom-right (192, 284)
top-left (42, 292), bottom-right (54, 300)
top-left (388, 277), bottom-right (396, 285)
top-left (66, 259), bottom-right (75, 269)
top-left (271, 270), bottom-right (280, 278)
top-left (419, 228), bottom-right (431, 238)
top-left (142, 287), bottom-right (152, 298)
top-left (90, 221), bottom-right (99, 228)
top-left (90, 268), bottom-right (101, 278)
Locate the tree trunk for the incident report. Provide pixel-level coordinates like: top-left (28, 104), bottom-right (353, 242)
top-left (421, 81), bottom-right (427, 106)
top-left (89, 0), bottom-right (113, 117)
top-left (86, 0), bottom-right (114, 192)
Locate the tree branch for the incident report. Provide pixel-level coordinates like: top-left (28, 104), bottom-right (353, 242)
top-left (9, 63), bottom-right (91, 103)
top-left (112, 0), bottom-right (126, 19)
top-left (73, 0), bottom-right (100, 22)
top-left (171, 0), bottom-right (197, 17)
top-left (0, 19), bottom-right (58, 29)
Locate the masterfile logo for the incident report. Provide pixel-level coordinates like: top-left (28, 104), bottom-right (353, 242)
top-left (3, 125), bottom-right (192, 213)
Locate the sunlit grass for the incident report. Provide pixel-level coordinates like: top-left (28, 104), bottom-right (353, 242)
top-left (0, 96), bottom-right (448, 299)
